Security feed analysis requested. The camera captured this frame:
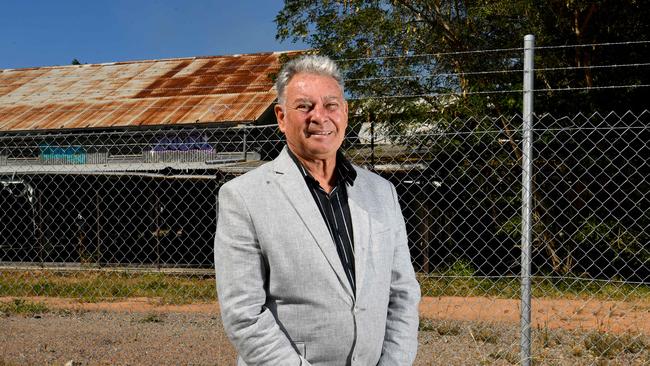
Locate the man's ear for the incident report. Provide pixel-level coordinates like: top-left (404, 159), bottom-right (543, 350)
top-left (275, 104), bottom-right (286, 133)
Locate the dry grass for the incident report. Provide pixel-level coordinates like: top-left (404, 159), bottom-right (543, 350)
top-left (584, 331), bottom-right (647, 358)
top-left (0, 298), bottom-right (49, 316)
top-left (0, 270), bottom-right (215, 304)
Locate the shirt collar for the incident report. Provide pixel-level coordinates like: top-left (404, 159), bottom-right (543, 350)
top-left (286, 147), bottom-right (357, 188)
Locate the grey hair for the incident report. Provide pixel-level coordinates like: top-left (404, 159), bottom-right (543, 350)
top-left (275, 55), bottom-right (345, 105)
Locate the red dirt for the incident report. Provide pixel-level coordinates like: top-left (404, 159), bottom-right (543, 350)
top-left (419, 296), bottom-right (650, 334)
top-left (5, 296), bottom-right (649, 335)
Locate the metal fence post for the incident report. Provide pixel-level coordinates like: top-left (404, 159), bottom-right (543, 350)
top-left (520, 34), bottom-right (535, 366)
top-left (242, 126), bottom-right (248, 161)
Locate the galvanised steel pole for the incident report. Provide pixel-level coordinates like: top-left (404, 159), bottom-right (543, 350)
top-left (520, 34), bottom-right (535, 366)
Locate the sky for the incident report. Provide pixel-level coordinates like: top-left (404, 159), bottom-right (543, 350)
top-left (0, 0), bottom-right (308, 69)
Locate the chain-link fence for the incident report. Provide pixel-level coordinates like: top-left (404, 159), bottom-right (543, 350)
top-left (2, 36), bottom-right (650, 364)
top-left (1, 112), bottom-right (648, 363)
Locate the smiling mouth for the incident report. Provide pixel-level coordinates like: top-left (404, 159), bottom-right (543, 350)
top-left (308, 131), bottom-right (333, 136)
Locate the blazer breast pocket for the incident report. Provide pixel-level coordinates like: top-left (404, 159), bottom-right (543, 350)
top-left (368, 228), bottom-right (394, 270)
top-left (370, 227), bottom-right (392, 249)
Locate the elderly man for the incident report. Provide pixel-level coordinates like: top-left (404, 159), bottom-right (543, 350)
top-left (214, 55), bottom-right (420, 366)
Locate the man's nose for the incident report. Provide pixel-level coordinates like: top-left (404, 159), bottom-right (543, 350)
top-left (308, 103), bottom-right (327, 123)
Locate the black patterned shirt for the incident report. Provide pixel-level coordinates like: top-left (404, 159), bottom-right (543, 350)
top-left (287, 148), bottom-right (358, 295)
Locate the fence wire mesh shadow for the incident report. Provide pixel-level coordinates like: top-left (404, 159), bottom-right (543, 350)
top-left (0, 112), bottom-right (648, 364)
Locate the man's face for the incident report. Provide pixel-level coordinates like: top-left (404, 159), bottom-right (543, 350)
top-left (275, 72), bottom-right (348, 162)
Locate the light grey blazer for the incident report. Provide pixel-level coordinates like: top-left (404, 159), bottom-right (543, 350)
top-left (214, 148), bottom-right (421, 366)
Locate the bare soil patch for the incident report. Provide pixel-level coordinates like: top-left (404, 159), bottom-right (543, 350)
top-left (6, 295), bottom-right (648, 335)
top-left (419, 296), bottom-right (650, 335)
top-left (2, 296), bottom-right (649, 365)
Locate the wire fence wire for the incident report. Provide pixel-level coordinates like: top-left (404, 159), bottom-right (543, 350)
top-left (1, 40), bottom-right (650, 365)
top-left (0, 112), bottom-right (648, 363)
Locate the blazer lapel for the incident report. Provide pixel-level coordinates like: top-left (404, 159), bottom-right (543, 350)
top-left (271, 148), bottom-right (355, 301)
top-left (347, 176), bottom-right (370, 299)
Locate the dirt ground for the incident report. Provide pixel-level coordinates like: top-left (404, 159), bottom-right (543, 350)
top-left (2, 296), bottom-right (649, 365)
top-left (7, 295), bottom-right (647, 334)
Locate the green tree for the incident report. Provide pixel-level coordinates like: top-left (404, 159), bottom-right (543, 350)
top-left (276, 0), bottom-right (650, 117)
top-left (276, 1), bottom-right (650, 277)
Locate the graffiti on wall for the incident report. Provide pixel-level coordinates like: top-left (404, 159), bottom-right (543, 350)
top-left (39, 144), bottom-right (86, 164)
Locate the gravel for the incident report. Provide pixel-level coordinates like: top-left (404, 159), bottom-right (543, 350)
top-left (1, 310), bottom-right (236, 365)
top-left (2, 309), bottom-right (649, 365)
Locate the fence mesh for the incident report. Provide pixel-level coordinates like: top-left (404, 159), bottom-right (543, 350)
top-left (1, 112), bottom-right (648, 363)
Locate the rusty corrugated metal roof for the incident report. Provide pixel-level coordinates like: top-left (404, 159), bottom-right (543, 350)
top-left (0, 52), bottom-right (294, 132)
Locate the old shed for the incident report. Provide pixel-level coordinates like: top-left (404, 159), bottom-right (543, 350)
top-left (0, 52), bottom-right (291, 271)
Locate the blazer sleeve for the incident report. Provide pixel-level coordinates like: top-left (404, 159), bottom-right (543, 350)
top-left (214, 182), bottom-right (309, 366)
top-left (377, 183), bottom-right (421, 366)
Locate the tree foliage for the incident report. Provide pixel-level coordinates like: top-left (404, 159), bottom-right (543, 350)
top-left (276, 0), bottom-right (650, 118)
top-left (276, 1), bottom-right (649, 278)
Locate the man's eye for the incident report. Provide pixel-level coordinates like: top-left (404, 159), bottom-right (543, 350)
top-left (296, 104), bottom-right (311, 111)
top-left (326, 103), bottom-right (339, 110)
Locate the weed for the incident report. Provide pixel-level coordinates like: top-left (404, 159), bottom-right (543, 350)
top-left (593, 358), bottom-right (610, 366)
top-left (57, 308), bottom-right (78, 317)
top-left (435, 320), bottom-right (462, 336)
top-left (418, 318), bottom-right (464, 336)
top-left (445, 260), bottom-right (475, 277)
top-left (584, 331), bottom-right (648, 359)
top-left (621, 333), bottom-right (647, 354)
top-left (0, 298), bottom-right (49, 316)
top-left (416, 272), bottom-right (650, 301)
top-left (535, 323), bottom-right (563, 348)
top-left (139, 313), bottom-right (164, 323)
top-left (584, 332), bottom-right (619, 358)
top-left (488, 348), bottom-right (519, 364)
top-left (470, 324), bottom-right (499, 344)
top-left (570, 344), bottom-right (584, 357)
top-left (0, 270), bottom-right (216, 304)
top-left (418, 317), bottom-right (435, 331)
